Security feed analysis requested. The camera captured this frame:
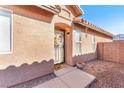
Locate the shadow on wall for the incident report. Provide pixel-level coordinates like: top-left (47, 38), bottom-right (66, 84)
top-left (73, 52), bottom-right (97, 65)
top-left (0, 59), bottom-right (54, 88)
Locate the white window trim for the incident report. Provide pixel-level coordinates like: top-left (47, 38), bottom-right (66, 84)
top-left (74, 30), bottom-right (82, 55)
top-left (92, 34), bottom-right (96, 52)
top-left (0, 7), bottom-right (13, 54)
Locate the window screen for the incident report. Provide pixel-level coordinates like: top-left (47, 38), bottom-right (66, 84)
top-left (0, 8), bottom-right (12, 53)
top-left (74, 30), bottom-right (82, 55)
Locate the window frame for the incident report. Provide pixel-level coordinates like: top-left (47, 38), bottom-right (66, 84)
top-left (92, 34), bottom-right (96, 52)
top-left (0, 7), bottom-right (13, 54)
top-left (74, 30), bottom-right (82, 55)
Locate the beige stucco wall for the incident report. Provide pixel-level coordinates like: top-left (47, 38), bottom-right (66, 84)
top-left (52, 15), bottom-right (71, 26)
top-left (0, 5), bottom-right (113, 69)
top-left (52, 5), bottom-right (74, 25)
top-left (0, 14), bottom-right (54, 69)
top-left (96, 35), bottom-right (112, 42)
top-left (59, 5), bottom-right (74, 20)
top-left (73, 31), bottom-right (112, 56)
top-left (0, 5), bottom-right (75, 69)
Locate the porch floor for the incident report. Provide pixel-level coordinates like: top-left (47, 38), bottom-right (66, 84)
top-left (83, 60), bottom-right (124, 88)
top-left (34, 65), bottom-right (96, 88)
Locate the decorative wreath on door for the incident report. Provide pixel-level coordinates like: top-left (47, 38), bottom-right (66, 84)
top-left (54, 34), bottom-right (62, 45)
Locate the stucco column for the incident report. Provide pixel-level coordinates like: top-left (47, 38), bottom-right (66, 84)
top-left (65, 29), bottom-right (73, 66)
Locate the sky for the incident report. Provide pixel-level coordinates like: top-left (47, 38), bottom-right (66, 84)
top-left (80, 5), bottom-right (124, 35)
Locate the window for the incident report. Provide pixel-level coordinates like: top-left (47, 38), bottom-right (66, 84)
top-left (74, 30), bottom-right (82, 55)
top-left (92, 34), bottom-right (96, 52)
top-left (0, 8), bottom-right (12, 53)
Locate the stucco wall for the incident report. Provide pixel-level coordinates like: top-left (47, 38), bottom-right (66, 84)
top-left (72, 27), bottom-right (112, 64)
top-left (52, 5), bottom-right (74, 25)
top-left (0, 14), bottom-right (54, 69)
top-left (73, 31), bottom-right (112, 56)
top-left (96, 35), bottom-right (112, 43)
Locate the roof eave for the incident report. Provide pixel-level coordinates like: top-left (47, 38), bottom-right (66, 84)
top-left (73, 22), bottom-right (114, 38)
top-left (72, 5), bottom-right (84, 17)
top-left (35, 5), bottom-right (60, 14)
top-left (66, 5), bottom-right (84, 17)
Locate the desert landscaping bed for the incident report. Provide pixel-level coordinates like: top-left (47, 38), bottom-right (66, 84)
top-left (83, 60), bottom-right (124, 88)
top-left (10, 73), bottom-right (56, 88)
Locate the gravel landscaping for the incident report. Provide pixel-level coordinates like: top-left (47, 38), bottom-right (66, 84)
top-left (10, 73), bottom-right (56, 88)
top-left (83, 60), bottom-right (124, 88)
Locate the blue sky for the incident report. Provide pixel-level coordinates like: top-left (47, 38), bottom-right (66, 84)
top-left (80, 5), bottom-right (124, 35)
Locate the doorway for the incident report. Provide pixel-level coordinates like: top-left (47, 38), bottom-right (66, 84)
top-left (54, 29), bottom-right (65, 64)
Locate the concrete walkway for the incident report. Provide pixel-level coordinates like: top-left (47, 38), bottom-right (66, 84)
top-left (34, 65), bottom-right (96, 88)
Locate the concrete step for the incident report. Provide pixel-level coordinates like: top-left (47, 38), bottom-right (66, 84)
top-left (34, 67), bottom-right (96, 88)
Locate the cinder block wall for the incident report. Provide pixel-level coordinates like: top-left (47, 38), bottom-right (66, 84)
top-left (97, 41), bottom-right (124, 63)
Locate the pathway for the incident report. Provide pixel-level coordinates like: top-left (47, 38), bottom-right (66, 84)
top-left (34, 65), bottom-right (96, 88)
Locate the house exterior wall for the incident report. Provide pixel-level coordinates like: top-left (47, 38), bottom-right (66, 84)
top-left (0, 13), bottom-right (55, 87)
top-left (73, 24), bottom-right (112, 64)
top-left (52, 5), bottom-right (74, 25)
top-left (0, 5), bottom-right (112, 68)
top-left (73, 24), bottom-right (112, 55)
top-left (0, 5), bottom-right (76, 69)
top-left (8, 5), bottom-right (74, 67)
top-left (0, 5), bottom-right (113, 87)
top-left (0, 14), bottom-right (54, 69)
top-left (0, 5), bottom-right (74, 87)
top-left (73, 32), bottom-right (111, 55)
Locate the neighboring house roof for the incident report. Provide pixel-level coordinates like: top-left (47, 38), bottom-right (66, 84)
top-left (73, 18), bottom-right (114, 38)
top-left (114, 34), bottom-right (124, 40)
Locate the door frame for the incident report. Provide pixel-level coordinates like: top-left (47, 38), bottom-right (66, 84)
top-left (55, 23), bottom-right (73, 66)
top-left (54, 29), bottom-right (65, 64)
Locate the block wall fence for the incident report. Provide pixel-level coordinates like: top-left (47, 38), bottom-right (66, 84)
top-left (97, 41), bottom-right (124, 63)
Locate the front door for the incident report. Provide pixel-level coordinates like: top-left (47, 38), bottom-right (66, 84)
top-left (54, 29), bottom-right (64, 64)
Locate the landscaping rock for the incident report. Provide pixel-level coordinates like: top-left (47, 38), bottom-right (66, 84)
top-left (83, 60), bottom-right (124, 88)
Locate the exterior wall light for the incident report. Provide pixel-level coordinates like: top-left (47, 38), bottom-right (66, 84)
top-left (67, 32), bottom-right (70, 35)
